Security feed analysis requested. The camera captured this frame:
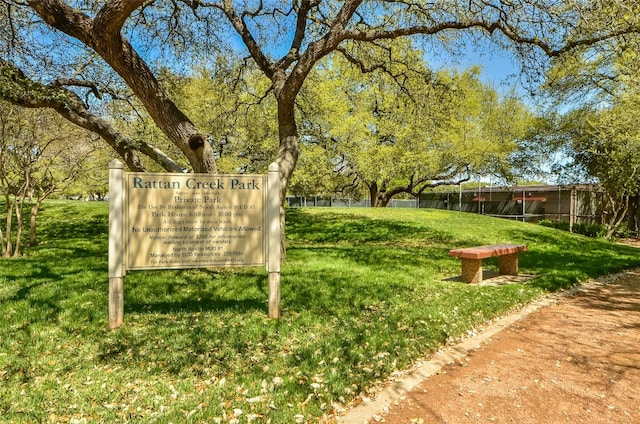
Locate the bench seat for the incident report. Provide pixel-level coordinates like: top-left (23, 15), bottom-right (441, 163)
top-left (449, 244), bottom-right (527, 284)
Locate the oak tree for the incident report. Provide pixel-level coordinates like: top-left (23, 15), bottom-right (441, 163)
top-left (540, 3), bottom-right (640, 235)
top-left (2, 1), bottom-right (638, 235)
top-left (294, 51), bottom-right (533, 206)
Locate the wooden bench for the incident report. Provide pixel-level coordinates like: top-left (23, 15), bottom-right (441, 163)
top-left (449, 244), bottom-right (527, 284)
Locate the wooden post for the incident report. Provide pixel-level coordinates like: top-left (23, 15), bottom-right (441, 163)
top-left (569, 186), bottom-right (577, 232)
top-left (267, 163), bottom-right (281, 318)
top-left (108, 160), bottom-right (126, 329)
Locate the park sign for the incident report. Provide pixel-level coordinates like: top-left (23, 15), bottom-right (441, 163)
top-left (127, 172), bottom-right (266, 269)
top-left (108, 160), bottom-right (281, 328)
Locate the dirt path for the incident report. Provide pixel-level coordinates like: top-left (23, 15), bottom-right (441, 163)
top-left (338, 269), bottom-right (640, 424)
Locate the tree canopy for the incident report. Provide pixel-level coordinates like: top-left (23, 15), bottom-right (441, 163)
top-left (536, 3), bottom-right (640, 235)
top-left (0, 100), bottom-right (101, 256)
top-left (2, 2), bottom-right (636, 163)
top-left (292, 49), bottom-right (533, 205)
top-left (2, 1), bottom-right (639, 229)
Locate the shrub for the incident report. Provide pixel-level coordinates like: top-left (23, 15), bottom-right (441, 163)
top-left (537, 220), bottom-right (570, 232)
top-left (538, 220), bottom-right (610, 239)
top-left (613, 223), bottom-right (636, 239)
top-left (572, 222), bottom-right (607, 238)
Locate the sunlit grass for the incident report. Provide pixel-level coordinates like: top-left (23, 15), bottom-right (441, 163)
top-left (1, 202), bottom-right (639, 422)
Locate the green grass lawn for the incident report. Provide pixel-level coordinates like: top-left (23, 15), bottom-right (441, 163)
top-left (1, 201), bottom-right (639, 423)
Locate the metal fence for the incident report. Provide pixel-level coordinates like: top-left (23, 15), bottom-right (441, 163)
top-left (286, 197), bottom-right (419, 208)
top-left (418, 184), bottom-right (604, 224)
top-left (287, 185), bottom-right (604, 225)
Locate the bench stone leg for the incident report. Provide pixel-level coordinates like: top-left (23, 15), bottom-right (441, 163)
top-left (461, 258), bottom-right (483, 284)
top-left (499, 253), bottom-right (519, 275)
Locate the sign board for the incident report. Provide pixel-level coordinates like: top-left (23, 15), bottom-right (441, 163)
top-left (126, 173), bottom-right (267, 270)
top-left (108, 161), bottom-right (281, 328)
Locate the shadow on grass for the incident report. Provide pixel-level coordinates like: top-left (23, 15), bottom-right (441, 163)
top-left (1, 280), bottom-right (64, 329)
top-left (1, 259), bottom-right (62, 284)
top-left (125, 295), bottom-right (266, 316)
top-left (510, 229), bottom-right (640, 291)
top-left (37, 202), bottom-right (108, 237)
top-left (123, 269), bottom-right (268, 315)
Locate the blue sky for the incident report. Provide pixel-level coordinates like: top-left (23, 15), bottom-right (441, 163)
top-left (454, 51), bottom-right (522, 89)
top-left (426, 39), bottom-right (534, 99)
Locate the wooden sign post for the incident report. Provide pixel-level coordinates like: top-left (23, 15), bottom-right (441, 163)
top-left (266, 162), bottom-right (281, 318)
top-left (108, 160), bottom-right (125, 329)
top-left (108, 160), bottom-right (281, 328)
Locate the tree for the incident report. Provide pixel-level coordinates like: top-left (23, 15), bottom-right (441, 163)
top-left (0, 101), bottom-right (100, 256)
top-left (204, 0), bottom-right (640, 215)
top-left (8, 1), bottom-right (217, 173)
top-left (294, 51), bottom-right (533, 206)
top-left (2, 1), bottom-right (639, 242)
top-left (557, 97), bottom-right (640, 238)
top-left (538, 3), bottom-right (640, 236)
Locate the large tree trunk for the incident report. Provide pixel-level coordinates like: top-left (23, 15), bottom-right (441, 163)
top-left (368, 181), bottom-right (389, 207)
top-left (368, 182), bottom-right (379, 207)
top-left (28, 0), bottom-right (217, 174)
top-left (368, 181), bottom-right (396, 207)
top-left (377, 196), bottom-right (391, 208)
top-left (91, 24), bottom-right (218, 174)
top-left (274, 98), bottom-right (301, 256)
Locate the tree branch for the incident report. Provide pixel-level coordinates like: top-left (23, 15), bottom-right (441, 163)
top-left (274, 0), bottom-right (319, 70)
top-left (216, 0), bottom-right (275, 79)
top-left (0, 59), bottom-right (184, 173)
top-left (94, 0), bottom-right (147, 35)
top-left (51, 78), bottom-right (103, 100)
top-left (26, 0), bottom-right (92, 40)
top-left (27, 0), bottom-right (218, 173)
top-left (342, 18), bottom-right (639, 58)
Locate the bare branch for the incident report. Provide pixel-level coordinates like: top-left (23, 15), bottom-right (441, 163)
top-left (274, 0), bottom-right (319, 70)
top-left (334, 45), bottom-right (387, 74)
top-left (342, 18), bottom-right (639, 58)
top-left (51, 78), bottom-right (102, 99)
top-left (216, 0), bottom-right (275, 79)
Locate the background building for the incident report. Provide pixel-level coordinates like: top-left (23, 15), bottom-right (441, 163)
top-left (419, 184), bottom-right (604, 225)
